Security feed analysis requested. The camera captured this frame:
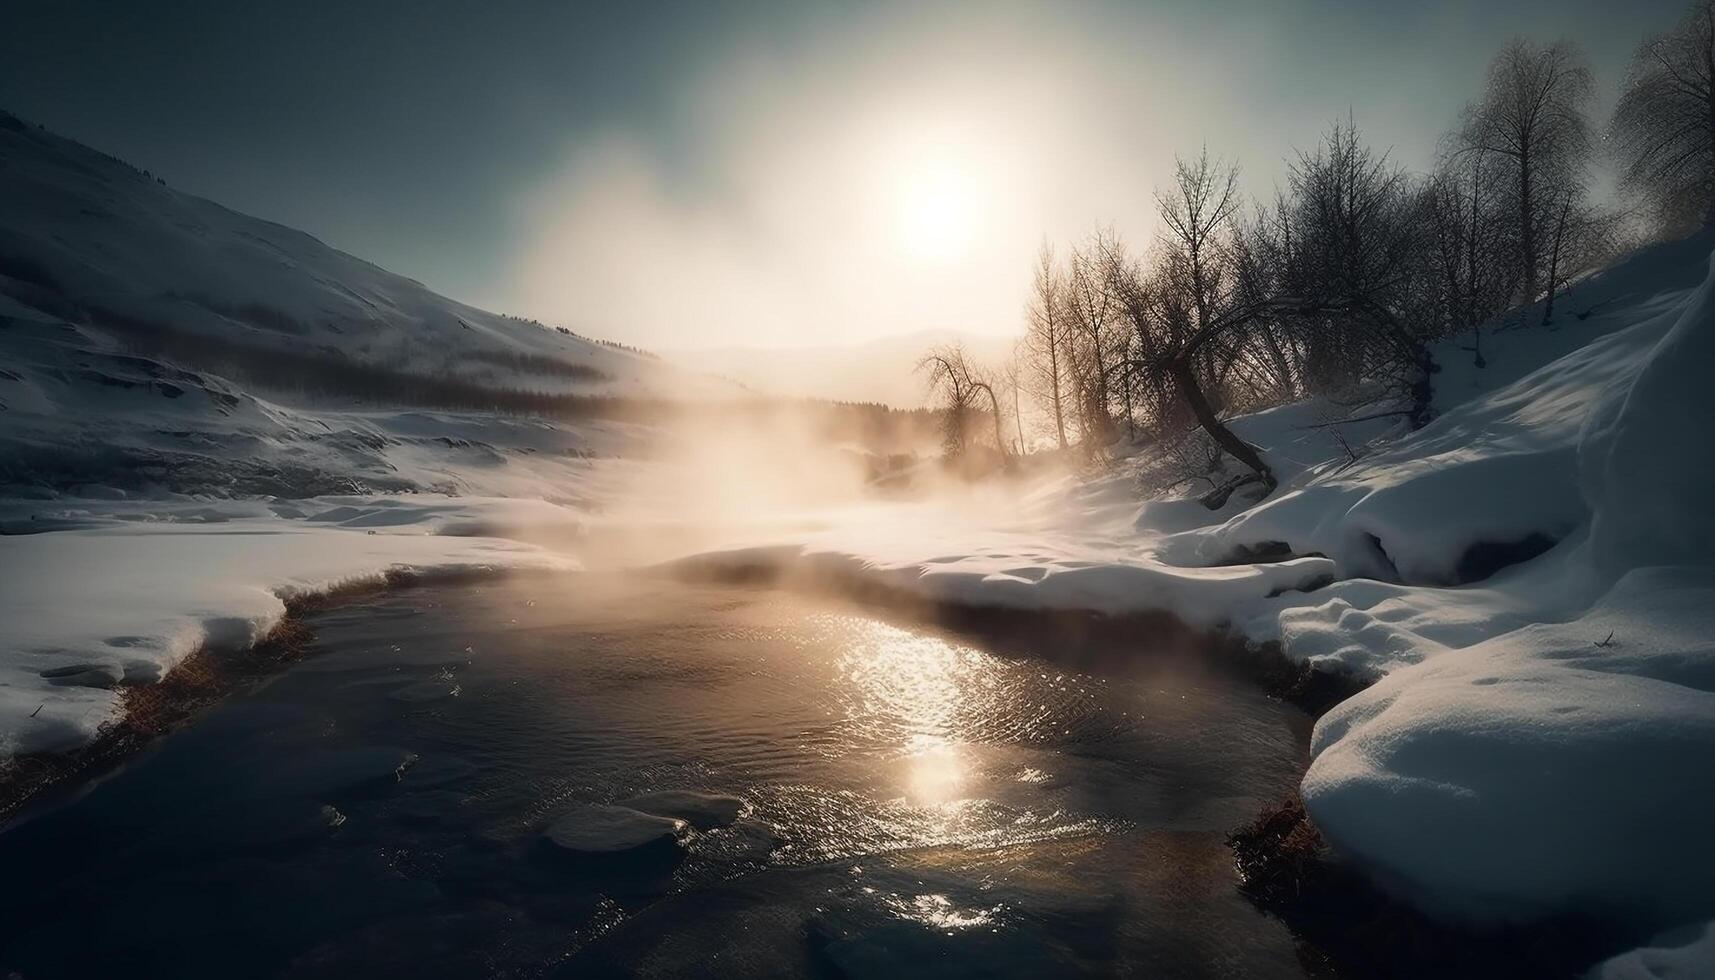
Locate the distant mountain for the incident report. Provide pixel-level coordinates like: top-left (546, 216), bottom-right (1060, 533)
top-left (0, 109), bottom-right (685, 397)
top-left (0, 110), bottom-right (733, 499)
top-left (667, 329), bottom-right (1020, 409)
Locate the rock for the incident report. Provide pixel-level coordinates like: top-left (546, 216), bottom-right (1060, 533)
top-left (620, 790), bottom-right (745, 831)
top-left (542, 804), bottom-right (687, 857)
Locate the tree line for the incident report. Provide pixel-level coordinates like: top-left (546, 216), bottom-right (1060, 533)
top-left (923, 4), bottom-right (1715, 501)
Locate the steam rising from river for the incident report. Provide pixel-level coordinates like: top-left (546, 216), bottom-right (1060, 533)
top-left (555, 399), bottom-right (1069, 572)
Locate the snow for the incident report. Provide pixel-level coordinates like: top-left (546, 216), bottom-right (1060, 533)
top-left (670, 231), bottom-right (1715, 943)
top-left (1303, 565), bottom-right (1715, 923)
top-left (0, 501), bottom-right (575, 756)
top-left (5, 110), bottom-right (1715, 972)
top-left (0, 111), bottom-right (694, 396)
top-left (1290, 245), bottom-right (1715, 931)
top-left (1592, 921), bottom-right (1715, 980)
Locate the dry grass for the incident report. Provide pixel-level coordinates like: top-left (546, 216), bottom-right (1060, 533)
top-left (1228, 793), bottom-right (1330, 906)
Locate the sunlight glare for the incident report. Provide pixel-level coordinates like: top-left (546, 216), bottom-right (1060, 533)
top-left (833, 614), bottom-right (987, 805)
top-left (897, 163), bottom-right (979, 262)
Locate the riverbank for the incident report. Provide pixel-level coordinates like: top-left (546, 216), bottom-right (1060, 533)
top-left (0, 572), bottom-right (1321, 978)
top-left (0, 564), bottom-right (1637, 978)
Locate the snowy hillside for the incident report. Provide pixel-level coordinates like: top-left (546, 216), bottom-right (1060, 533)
top-left (0, 111), bottom-right (746, 500)
top-left (0, 111), bottom-right (655, 393)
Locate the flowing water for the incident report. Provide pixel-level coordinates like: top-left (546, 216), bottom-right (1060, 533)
top-left (0, 574), bottom-right (1315, 978)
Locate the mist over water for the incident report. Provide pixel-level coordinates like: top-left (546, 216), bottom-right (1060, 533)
top-left (555, 399), bottom-right (1072, 570)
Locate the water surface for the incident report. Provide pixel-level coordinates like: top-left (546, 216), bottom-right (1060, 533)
top-left (0, 575), bottom-right (1313, 978)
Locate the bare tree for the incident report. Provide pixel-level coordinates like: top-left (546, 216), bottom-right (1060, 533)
top-left (917, 344), bottom-right (1008, 462)
top-left (1540, 188), bottom-right (1617, 324)
top-left (1021, 242), bottom-right (1071, 450)
top-left (1157, 148), bottom-right (1244, 402)
top-left (1265, 117), bottom-right (1439, 422)
top-left (1146, 151), bottom-right (1277, 490)
top-left (1610, 0), bottom-right (1715, 233)
top-left (1426, 153), bottom-right (1512, 365)
top-left (1061, 230), bottom-right (1125, 452)
top-left (1002, 340), bottom-right (1028, 454)
top-left (1453, 39), bottom-right (1596, 304)
top-left (917, 345), bottom-right (976, 459)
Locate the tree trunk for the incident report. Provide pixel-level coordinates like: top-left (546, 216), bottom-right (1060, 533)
top-left (1012, 382), bottom-right (1025, 454)
top-left (1706, 23), bottom-right (1715, 226)
top-left (1466, 169), bottom-right (1486, 368)
top-left (1542, 197), bottom-right (1571, 325)
top-left (1519, 149), bottom-right (1537, 303)
top-left (973, 382), bottom-right (1008, 460)
top-left (1167, 358), bottom-right (1274, 491)
top-left (1050, 345), bottom-right (1068, 451)
top-left (1121, 363), bottom-right (1136, 439)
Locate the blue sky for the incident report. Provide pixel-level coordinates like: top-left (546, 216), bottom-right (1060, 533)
top-left (1, 0), bottom-right (1688, 347)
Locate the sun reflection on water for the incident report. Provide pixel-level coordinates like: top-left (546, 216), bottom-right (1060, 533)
top-left (819, 613), bottom-right (1004, 806)
top-left (755, 611), bottom-right (1116, 866)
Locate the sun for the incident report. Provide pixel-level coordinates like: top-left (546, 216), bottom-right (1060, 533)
top-left (894, 159), bottom-right (980, 262)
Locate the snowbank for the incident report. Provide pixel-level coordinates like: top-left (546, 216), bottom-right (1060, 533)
top-left (1304, 566), bottom-right (1715, 923)
top-left (1297, 249), bottom-right (1715, 931)
top-left (0, 500), bottom-right (576, 757)
top-left (1592, 921), bottom-right (1715, 980)
top-left (674, 234), bottom-right (1715, 944)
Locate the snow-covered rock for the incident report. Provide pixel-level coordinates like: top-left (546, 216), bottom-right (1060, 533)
top-left (542, 804), bottom-right (688, 856)
top-left (621, 790), bottom-right (746, 831)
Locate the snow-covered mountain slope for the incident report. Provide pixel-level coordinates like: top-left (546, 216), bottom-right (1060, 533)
top-left (0, 111), bottom-right (743, 499)
top-left (0, 110), bottom-right (656, 393)
top-left (0, 290), bottom-right (647, 500)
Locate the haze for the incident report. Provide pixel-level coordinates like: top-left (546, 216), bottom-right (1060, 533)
top-left (2, 0), bottom-right (1683, 351)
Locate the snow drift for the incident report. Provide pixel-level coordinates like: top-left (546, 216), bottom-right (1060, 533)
top-left (1299, 250), bottom-right (1715, 935)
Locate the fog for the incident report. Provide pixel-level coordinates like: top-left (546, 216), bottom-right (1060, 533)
top-left (501, 1), bottom-right (1669, 352)
top-left (557, 398), bottom-right (1064, 571)
top-left (502, 6), bottom-right (1288, 350)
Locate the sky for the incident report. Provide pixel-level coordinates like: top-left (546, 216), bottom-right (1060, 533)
top-left (0, 0), bottom-right (1689, 350)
